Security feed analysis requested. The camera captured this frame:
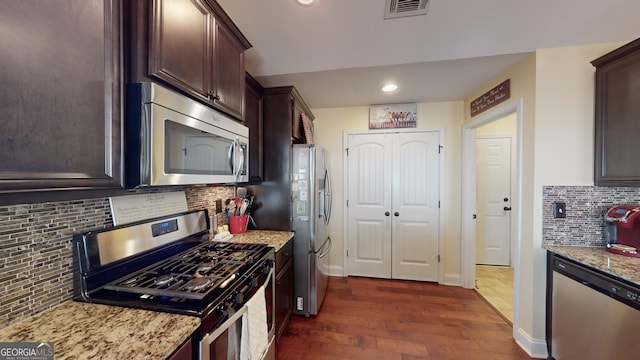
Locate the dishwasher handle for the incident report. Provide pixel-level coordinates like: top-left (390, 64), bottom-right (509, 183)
top-left (552, 255), bottom-right (640, 310)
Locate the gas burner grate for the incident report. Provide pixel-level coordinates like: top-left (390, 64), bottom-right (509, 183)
top-left (102, 241), bottom-right (267, 300)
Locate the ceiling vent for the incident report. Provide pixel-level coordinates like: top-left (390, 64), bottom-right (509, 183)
top-left (384, 0), bottom-right (430, 19)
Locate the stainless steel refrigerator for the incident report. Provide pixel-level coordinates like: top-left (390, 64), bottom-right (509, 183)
top-left (291, 144), bottom-right (332, 316)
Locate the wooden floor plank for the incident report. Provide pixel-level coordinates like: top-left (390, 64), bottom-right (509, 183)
top-left (276, 276), bottom-right (531, 360)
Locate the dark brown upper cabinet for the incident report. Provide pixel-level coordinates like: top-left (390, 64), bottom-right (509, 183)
top-left (145, 0), bottom-right (251, 120)
top-left (245, 73), bottom-right (264, 182)
top-left (592, 38), bottom-right (640, 186)
top-left (0, 0), bottom-right (125, 205)
top-left (247, 86), bottom-right (314, 230)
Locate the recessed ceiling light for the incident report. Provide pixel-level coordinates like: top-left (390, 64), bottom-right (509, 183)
top-left (297, 0), bottom-right (314, 5)
top-left (382, 84), bottom-right (398, 92)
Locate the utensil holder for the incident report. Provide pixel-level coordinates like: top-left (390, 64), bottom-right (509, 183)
top-left (229, 215), bottom-right (248, 234)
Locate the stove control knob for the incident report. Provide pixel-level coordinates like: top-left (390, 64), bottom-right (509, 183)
top-left (234, 292), bottom-right (244, 304)
top-left (248, 277), bottom-right (259, 287)
top-left (225, 293), bottom-right (236, 307)
top-left (261, 262), bottom-right (272, 275)
top-left (217, 305), bottom-right (229, 317)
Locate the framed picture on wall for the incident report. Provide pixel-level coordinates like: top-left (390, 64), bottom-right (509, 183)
top-left (369, 103), bottom-right (417, 129)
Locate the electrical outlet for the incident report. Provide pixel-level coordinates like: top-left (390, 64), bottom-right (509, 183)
top-left (296, 297), bottom-right (304, 311)
top-left (553, 202), bottom-right (567, 218)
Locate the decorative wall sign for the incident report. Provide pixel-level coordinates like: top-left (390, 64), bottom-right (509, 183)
top-left (470, 79), bottom-right (511, 116)
top-left (109, 191), bottom-right (188, 225)
top-left (369, 103), bottom-right (417, 129)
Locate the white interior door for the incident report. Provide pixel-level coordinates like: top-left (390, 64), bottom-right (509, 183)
top-left (476, 136), bottom-right (512, 266)
top-left (347, 131), bottom-right (439, 281)
top-left (346, 133), bottom-right (393, 278)
top-left (391, 132), bottom-right (439, 281)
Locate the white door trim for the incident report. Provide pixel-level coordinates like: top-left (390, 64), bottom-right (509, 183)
top-left (461, 98), bottom-right (523, 338)
top-left (343, 128), bottom-right (446, 284)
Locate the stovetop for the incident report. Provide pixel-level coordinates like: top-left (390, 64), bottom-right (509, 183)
top-left (103, 241), bottom-right (268, 300)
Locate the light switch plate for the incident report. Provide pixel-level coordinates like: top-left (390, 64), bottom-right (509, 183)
top-left (553, 202), bottom-right (566, 218)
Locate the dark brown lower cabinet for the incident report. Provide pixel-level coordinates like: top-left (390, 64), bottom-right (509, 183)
top-left (275, 239), bottom-right (293, 342)
top-left (167, 337), bottom-right (192, 360)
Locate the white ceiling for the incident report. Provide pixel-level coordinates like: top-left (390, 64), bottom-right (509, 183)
top-left (217, 0), bottom-right (640, 109)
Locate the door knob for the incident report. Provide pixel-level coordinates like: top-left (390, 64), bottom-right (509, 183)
top-left (504, 206), bottom-right (512, 211)
top-left (394, 212), bottom-right (399, 216)
top-left (385, 211), bottom-right (390, 216)
top-left (503, 197), bottom-right (509, 202)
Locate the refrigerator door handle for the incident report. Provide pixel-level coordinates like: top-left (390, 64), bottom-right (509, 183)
top-left (324, 167), bottom-right (332, 225)
top-left (317, 237), bottom-right (332, 258)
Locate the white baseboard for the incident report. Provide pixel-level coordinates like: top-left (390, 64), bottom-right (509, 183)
top-left (442, 273), bottom-right (462, 286)
top-left (327, 265), bottom-right (345, 277)
top-left (514, 327), bottom-right (548, 359)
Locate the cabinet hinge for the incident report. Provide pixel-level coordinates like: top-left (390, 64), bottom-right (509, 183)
top-left (439, 145), bottom-right (443, 154)
top-left (438, 254), bottom-right (441, 263)
top-left (346, 200), bottom-right (349, 207)
top-left (345, 148), bottom-right (349, 156)
top-left (438, 201), bottom-right (440, 209)
top-left (346, 250), bottom-right (349, 257)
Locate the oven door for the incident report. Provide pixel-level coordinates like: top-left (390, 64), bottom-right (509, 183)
top-left (200, 269), bottom-right (275, 360)
top-left (201, 305), bottom-right (246, 360)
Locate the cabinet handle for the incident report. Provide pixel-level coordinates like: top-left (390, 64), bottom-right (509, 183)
top-left (208, 91), bottom-right (220, 100)
top-left (394, 212), bottom-right (399, 216)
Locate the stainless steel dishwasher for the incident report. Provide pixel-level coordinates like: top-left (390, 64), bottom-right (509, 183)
top-left (548, 254), bottom-right (640, 359)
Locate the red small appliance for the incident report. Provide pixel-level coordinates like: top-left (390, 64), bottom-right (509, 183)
top-left (605, 205), bottom-right (640, 257)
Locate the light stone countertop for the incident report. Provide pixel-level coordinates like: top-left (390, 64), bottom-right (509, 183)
top-left (0, 301), bottom-right (200, 360)
top-left (544, 245), bottom-right (640, 285)
top-left (223, 230), bottom-right (294, 252)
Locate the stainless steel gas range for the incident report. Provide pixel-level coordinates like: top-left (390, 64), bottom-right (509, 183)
top-left (72, 210), bottom-right (275, 360)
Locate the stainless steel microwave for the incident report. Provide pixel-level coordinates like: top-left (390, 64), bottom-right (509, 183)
top-left (125, 82), bottom-right (248, 188)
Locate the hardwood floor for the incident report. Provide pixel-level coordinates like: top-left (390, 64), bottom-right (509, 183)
top-left (475, 265), bottom-right (514, 324)
top-left (276, 276), bottom-right (531, 360)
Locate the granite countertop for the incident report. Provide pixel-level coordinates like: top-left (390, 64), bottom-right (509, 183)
top-left (544, 245), bottom-right (640, 285)
top-left (0, 301), bottom-right (200, 360)
top-left (226, 230), bottom-right (294, 252)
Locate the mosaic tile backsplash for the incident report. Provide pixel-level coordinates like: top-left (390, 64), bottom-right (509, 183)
top-left (543, 185), bottom-right (640, 246)
top-left (0, 186), bottom-right (234, 328)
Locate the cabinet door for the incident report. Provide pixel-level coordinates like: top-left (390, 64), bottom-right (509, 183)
top-left (0, 0), bottom-right (124, 204)
top-left (245, 73), bottom-right (264, 181)
top-left (593, 41), bottom-right (640, 186)
top-left (149, 0), bottom-right (212, 102)
top-left (212, 21), bottom-right (246, 119)
top-left (275, 258), bottom-right (293, 341)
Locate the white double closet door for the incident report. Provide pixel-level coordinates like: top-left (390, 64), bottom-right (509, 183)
top-left (346, 131), bottom-right (439, 281)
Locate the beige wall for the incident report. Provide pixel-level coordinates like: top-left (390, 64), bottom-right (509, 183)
top-left (464, 41), bottom-right (626, 356)
top-left (531, 42), bottom-right (624, 338)
top-left (476, 112), bottom-right (517, 136)
top-left (311, 101), bottom-right (464, 281)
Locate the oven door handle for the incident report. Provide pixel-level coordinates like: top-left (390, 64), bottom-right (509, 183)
top-left (200, 305), bottom-right (248, 360)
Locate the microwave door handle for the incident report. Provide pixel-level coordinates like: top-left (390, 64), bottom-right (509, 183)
top-left (236, 142), bottom-right (245, 180)
top-left (228, 140), bottom-right (235, 175)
